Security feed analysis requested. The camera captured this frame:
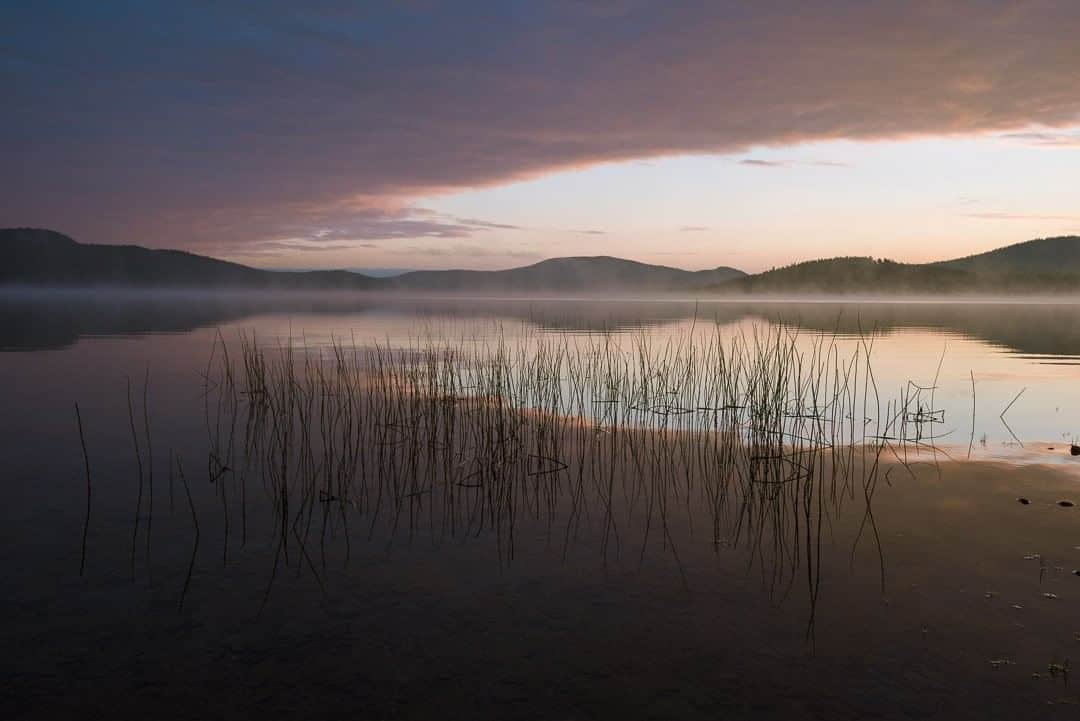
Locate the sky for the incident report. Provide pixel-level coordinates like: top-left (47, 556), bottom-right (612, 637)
top-left (3, 1), bottom-right (1079, 273)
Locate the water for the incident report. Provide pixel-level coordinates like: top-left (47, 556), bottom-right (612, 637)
top-left (4, 290), bottom-right (1080, 719)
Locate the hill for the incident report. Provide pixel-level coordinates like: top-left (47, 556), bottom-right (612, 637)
top-left (0, 228), bottom-right (382, 290)
top-left (716, 237), bottom-right (1080, 294)
top-left (719, 257), bottom-right (974, 294)
top-left (389, 256), bottom-right (744, 293)
top-left (0, 228), bottom-right (743, 294)
top-left (935, 235), bottom-right (1080, 276)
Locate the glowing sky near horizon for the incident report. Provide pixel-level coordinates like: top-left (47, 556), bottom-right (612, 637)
top-left (3, 1), bottom-right (1080, 273)
top-left (329, 130), bottom-right (1080, 273)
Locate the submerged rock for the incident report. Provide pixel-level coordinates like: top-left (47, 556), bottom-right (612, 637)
top-left (1017, 497), bottom-right (1031, 505)
top-left (1072, 444), bottom-right (1080, 456)
top-left (1059, 500), bottom-right (1076, 507)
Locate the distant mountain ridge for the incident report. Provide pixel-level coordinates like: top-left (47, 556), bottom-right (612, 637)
top-left (0, 228), bottom-right (744, 294)
top-left (386, 256), bottom-right (744, 293)
top-left (4, 228), bottom-right (1080, 295)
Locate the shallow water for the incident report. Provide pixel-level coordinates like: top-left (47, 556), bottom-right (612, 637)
top-left (4, 291), bottom-right (1080, 720)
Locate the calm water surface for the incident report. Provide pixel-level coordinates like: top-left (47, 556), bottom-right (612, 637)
top-left (4, 291), bottom-right (1080, 720)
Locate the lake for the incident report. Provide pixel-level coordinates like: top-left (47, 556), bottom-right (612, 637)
top-left (4, 290), bottom-right (1080, 720)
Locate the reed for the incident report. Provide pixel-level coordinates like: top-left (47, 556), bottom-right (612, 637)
top-left (175, 454), bottom-right (199, 613)
top-left (127, 376), bottom-right (144, 582)
top-left (218, 327), bottom-right (895, 600)
top-left (143, 370), bottom-right (153, 583)
top-left (92, 318), bottom-right (956, 631)
top-left (75, 402), bottom-right (91, 577)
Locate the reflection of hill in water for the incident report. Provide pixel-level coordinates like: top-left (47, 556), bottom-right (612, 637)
top-left (748, 302), bottom-right (1080, 358)
top-left (2, 291), bottom-right (1080, 357)
top-left (0, 292), bottom-right (268, 351)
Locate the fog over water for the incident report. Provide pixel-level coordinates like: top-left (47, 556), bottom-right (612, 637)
top-left (4, 290), bottom-right (1079, 450)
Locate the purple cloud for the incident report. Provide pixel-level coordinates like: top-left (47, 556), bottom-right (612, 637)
top-left (3, 2), bottom-right (1080, 254)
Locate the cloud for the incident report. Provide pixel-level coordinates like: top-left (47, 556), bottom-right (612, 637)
top-left (3, 1), bottom-right (1080, 253)
top-left (967, 212), bottom-right (1080, 221)
top-left (999, 130), bottom-right (1080, 147)
top-left (738, 158), bottom-right (850, 168)
top-left (575, 229), bottom-right (607, 235)
top-left (680, 225), bottom-right (709, 232)
top-left (739, 159), bottom-right (787, 168)
top-left (554, 0), bottom-right (648, 18)
top-left (251, 241), bottom-right (371, 253)
top-left (453, 218), bottom-right (521, 231)
top-left (226, 241), bottom-right (376, 258)
top-left (401, 244), bottom-right (541, 260)
top-left (194, 207), bottom-right (521, 257)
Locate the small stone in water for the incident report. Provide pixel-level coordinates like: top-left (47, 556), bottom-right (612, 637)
top-left (1072, 444), bottom-right (1080, 456)
top-left (1012, 603), bottom-right (1025, 609)
top-left (1059, 500), bottom-right (1076, 507)
top-left (1018, 497), bottom-right (1031, 505)
top-left (985, 591), bottom-right (999, 599)
top-left (1044, 592), bottom-right (1060, 599)
top-left (1024, 554), bottom-right (1042, 560)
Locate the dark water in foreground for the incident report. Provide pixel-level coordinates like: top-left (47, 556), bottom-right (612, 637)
top-left (5, 291), bottom-right (1080, 720)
